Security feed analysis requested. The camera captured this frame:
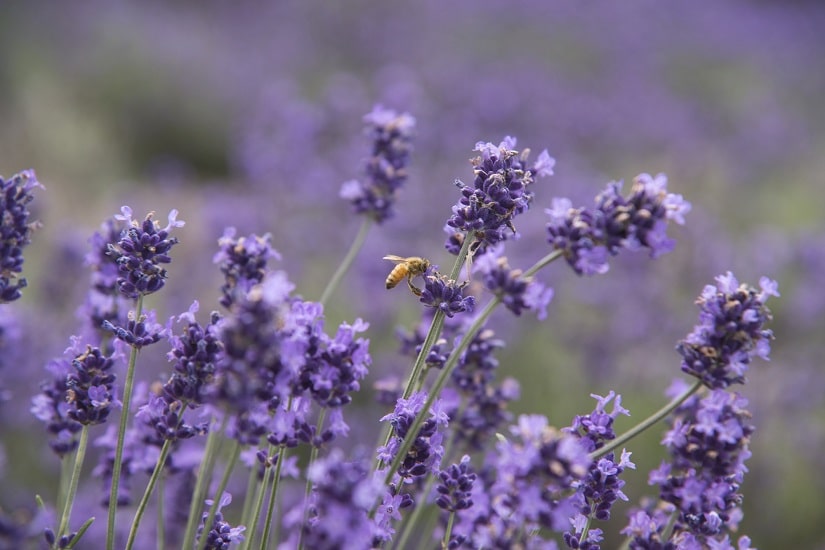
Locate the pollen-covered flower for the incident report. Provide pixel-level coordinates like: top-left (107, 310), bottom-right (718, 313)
top-left (473, 246), bottom-right (553, 319)
top-left (419, 272), bottom-right (475, 318)
top-left (106, 206), bottom-right (184, 299)
top-left (214, 227), bottom-right (279, 309)
top-left (445, 137), bottom-right (554, 254)
top-left (0, 169), bottom-right (43, 303)
top-left (677, 272), bottom-right (778, 389)
top-left (546, 173), bottom-right (690, 276)
top-left (340, 105), bottom-right (416, 223)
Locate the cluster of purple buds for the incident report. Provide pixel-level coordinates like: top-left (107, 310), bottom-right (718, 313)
top-left (546, 173), bottom-right (690, 276)
top-left (31, 354), bottom-right (82, 457)
top-left (419, 270), bottom-right (475, 318)
top-left (445, 137), bottom-right (554, 255)
top-left (197, 493), bottom-right (245, 549)
top-left (65, 344), bottom-right (119, 426)
top-left (473, 246), bottom-right (554, 319)
top-left (650, 387), bottom-right (755, 543)
top-left (448, 327), bottom-right (520, 451)
top-left (340, 105), bottom-right (416, 223)
top-left (677, 272), bottom-right (778, 389)
top-left (378, 391), bottom-right (448, 500)
top-left (213, 228), bottom-right (279, 309)
top-left (102, 309), bottom-right (166, 349)
top-left (0, 169), bottom-right (43, 303)
top-left (106, 206), bottom-right (184, 299)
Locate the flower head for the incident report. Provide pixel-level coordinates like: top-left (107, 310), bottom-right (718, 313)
top-left (474, 246), bottom-right (553, 319)
top-left (106, 206), bottom-right (184, 299)
top-left (0, 169), bottom-right (43, 303)
top-left (677, 272), bottom-right (777, 389)
top-left (419, 271), bottom-right (475, 318)
top-left (340, 105), bottom-right (416, 223)
top-left (546, 173), bottom-right (690, 276)
top-left (446, 138), bottom-right (554, 254)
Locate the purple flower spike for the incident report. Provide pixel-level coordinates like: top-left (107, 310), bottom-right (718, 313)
top-left (107, 206), bottom-right (184, 299)
top-left (474, 246), bottom-right (553, 319)
top-left (677, 272), bottom-right (777, 389)
top-left (419, 272), bottom-right (475, 318)
top-left (446, 138), bottom-right (554, 255)
top-left (340, 105), bottom-right (416, 223)
top-left (546, 173), bottom-right (690, 276)
top-left (0, 169), bottom-right (43, 303)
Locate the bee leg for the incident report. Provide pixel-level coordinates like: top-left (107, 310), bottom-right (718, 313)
top-left (407, 276), bottom-right (423, 297)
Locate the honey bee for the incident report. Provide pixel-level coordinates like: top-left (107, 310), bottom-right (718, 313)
top-left (383, 255), bottom-right (431, 296)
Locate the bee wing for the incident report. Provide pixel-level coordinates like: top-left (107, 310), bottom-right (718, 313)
top-left (383, 255), bottom-right (408, 263)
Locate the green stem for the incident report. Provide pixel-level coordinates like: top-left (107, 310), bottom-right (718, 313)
top-left (157, 475), bottom-right (165, 550)
top-left (591, 379), bottom-right (703, 460)
top-left (239, 461), bottom-right (262, 550)
top-left (125, 438), bottom-right (174, 550)
top-left (441, 511), bottom-right (456, 550)
top-left (319, 218), bottom-right (372, 306)
top-left (107, 293), bottom-right (144, 550)
top-left (57, 425), bottom-right (89, 541)
top-left (260, 445), bottom-right (287, 550)
top-left (196, 440), bottom-right (241, 550)
top-left (297, 409), bottom-right (328, 550)
top-left (182, 416), bottom-right (228, 550)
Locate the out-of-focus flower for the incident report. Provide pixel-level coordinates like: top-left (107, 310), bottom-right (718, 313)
top-left (0, 169), bottom-right (43, 303)
top-left (213, 228), bottom-right (279, 309)
top-left (340, 105), bottom-right (416, 223)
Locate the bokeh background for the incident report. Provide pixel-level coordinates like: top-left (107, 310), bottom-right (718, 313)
top-left (2, 1), bottom-right (824, 547)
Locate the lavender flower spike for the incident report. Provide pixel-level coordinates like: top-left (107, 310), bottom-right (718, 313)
top-left (677, 272), bottom-right (778, 389)
top-left (546, 173), bottom-right (691, 276)
top-left (419, 270), bottom-right (475, 318)
top-left (446, 137), bottom-right (554, 255)
top-left (107, 206), bottom-right (184, 299)
top-left (0, 169), bottom-right (43, 302)
top-left (340, 105), bottom-right (416, 223)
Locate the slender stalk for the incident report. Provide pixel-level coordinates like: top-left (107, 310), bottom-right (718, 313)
top-left (297, 409), bottom-right (328, 550)
top-left (182, 416), bottom-right (227, 550)
top-left (241, 461), bottom-right (270, 550)
top-left (319, 217), bottom-right (372, 306)
top-left (441, 511), bottom-right (456, 550)
top-left (196, 440), bottom-right (241, 550)
top-left (125, 438), bottom-right (174, 550)
top-left (260, 445), bottom-right (287, 550)
top-left (239, 462), bottom-right (262, 550)
top-left (66, 517), bottom-right (95, 549)
top-left (107, 293), bottom-right (144, 550)
top-left (591, 379), bottom-right (703, 460)
top-left (57, 425), bottom-right (89, 541)
top-left (157, 475), bottom-right (165, 550)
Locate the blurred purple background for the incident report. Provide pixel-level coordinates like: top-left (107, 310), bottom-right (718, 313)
top-left (1, 1), bottom-right (824, 547)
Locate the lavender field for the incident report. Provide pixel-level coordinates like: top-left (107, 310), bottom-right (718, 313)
top-left (1, 1), bottom-right (824, 548)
